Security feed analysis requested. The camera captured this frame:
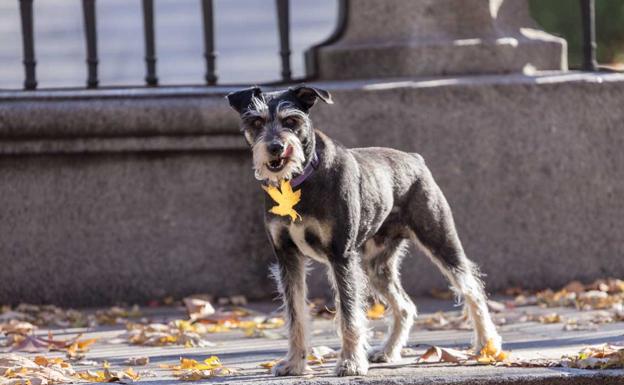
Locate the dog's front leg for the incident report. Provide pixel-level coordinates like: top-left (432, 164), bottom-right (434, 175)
top-left (270, 244), bottom-right (310, 376)
top-left (331, 252), bottom-right (369, 376)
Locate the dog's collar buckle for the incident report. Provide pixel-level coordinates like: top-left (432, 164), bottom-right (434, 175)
top-left (290, 151), bottom-right (319, 188)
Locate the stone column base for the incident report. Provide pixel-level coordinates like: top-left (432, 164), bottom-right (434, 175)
top-left (313, 0), bottom-right (568, 80)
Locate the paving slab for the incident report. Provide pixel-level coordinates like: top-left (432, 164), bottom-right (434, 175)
top-left (2, 298), bottom-right (623, 385)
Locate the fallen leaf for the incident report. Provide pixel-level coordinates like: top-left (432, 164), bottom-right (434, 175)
top-left (417, 345), bottom-right (471, 364)
top-left (120, 321), bottom-right (215, 347)
top-left (415, 310), bottom-right (472, 331)
top-left (563, 344), bottom-right (624, 369)
top-left (538, 313), bottom-right (562, 324)
top-left (477, 339), bottom-right (508, 364)
top-left (183, 296), bottom-right (215, 322)
top-left (124, 357), bottom-right (149, 366)
top-left (77, 365), bottom-right (140, 383)
top-left (307, 346), bottom-right (337, 365)
top-left (259, 360), bottom-right (278, 371)
top-left (417, 340), bottom-right (508, 366)
top-left (0, 354), bottom-right (76, 385)
top-left (163, 356), bottom-right (236, 380)
top-left (367, 303), bottom-right (386, 320)
top-left (66, 337), bottom-right (98, 360)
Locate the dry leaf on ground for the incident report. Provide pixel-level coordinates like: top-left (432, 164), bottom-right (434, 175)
top-left (77, 367), bottom-right (140, 383)
top-left (161, 356), bottom-right (236, 381)
top-left (417, 339), bottom-right (509, 366)
top-left (258, 360), bottom-right (278, 371)
top-left (0, 354), bottom-right (76, 385)
top-left (6, 331), bottom-right (80, 354)
top-left (415, 311), bottom-right (472, 331)
top-left (121, 321), bottom-right (215, 348)
top-left (537, 313), bottom-right (562, 324)
top-left (183, 296), bottom-right (215, 322)
top-left (477, 339), bottom-right (508, 364)
top-left (417, 345), bottom-right (471, 364)
top-left (0, 303), bottom-right (142, 329)
top-left (308, 346), bottom-right (338, 365)
top-left (66, 338), bottom-right (98, 360)
top-left (124, 357), bottom-right (149, 366)
top-left (367, 303), bottom-right (386, 320)
top-left (562, 344), bottom-right (624, 369)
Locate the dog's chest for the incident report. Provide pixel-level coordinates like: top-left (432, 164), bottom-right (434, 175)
top-left (270, 218), bottom-right (331, 264)
top-left (289, 223), bottom-right (326, 264)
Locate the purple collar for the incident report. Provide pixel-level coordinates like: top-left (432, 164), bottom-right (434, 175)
top-left (290, 151), bottom-right (319, 188)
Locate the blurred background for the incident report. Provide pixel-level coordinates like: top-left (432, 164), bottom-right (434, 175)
top-left (1, 0), bottom-right (623, 90)
top-left (529, 0), bottom-right (624, 70)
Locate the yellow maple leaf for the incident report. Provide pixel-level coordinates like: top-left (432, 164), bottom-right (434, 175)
top-left (367, 303), bottom-right (386, 320)
top-left (259, 360), bottom-right (278, 369)
top-left (262, 180), bottom-right (302, 222)
top-left (477, 339), bottom-right (509, 364)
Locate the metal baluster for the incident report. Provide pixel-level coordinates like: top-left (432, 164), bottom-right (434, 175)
top-left (201, 0), bottom-right (217, 85)
top-left (580, 0), bottom-right (598, 71)
top-left (142, 0), bottom-right (158, 86)
top-left (82, 0), bottom-right (99, 88)
top-left (276, 0), bottom-right (291, 81)
top-left (18, 0), bottom-right (37, 90)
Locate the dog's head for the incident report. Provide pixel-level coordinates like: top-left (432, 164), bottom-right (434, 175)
top-left (226, 85), bottom-right (332, 185)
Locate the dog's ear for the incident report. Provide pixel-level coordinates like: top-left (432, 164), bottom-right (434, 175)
top-left (226, 86), bottom-right (263, 113)
top-left (290, 85), bottom-right (333, 110)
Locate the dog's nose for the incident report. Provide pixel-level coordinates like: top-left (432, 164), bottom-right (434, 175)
top-left (267, 141), bottom-right (285, 156)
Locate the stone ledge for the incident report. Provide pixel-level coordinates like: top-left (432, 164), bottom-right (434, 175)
top-left (0, 87), bottom-right (239, 139)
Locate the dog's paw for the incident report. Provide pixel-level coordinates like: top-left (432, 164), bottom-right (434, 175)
top-left (368, 348), bottom-right (401, 363)
top-left (272, 359), bottom-right (309, 377)
top-left (335, 357), bottom-right (369, 376)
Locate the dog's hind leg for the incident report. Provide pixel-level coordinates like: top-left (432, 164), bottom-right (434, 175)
top-left (363, 238), bottom-right (416, 363)
top-left (407, 169), bottom-right (502, 354)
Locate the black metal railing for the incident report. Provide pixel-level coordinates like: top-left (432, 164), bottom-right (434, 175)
top-left (14, 0), bottom-right (605, 91)
top-left (579, 0), bottom-right (597, 71)
top-left (142, 0), bottom-right (158, 86)
top-left (15, 0), bottom-right (347, 91)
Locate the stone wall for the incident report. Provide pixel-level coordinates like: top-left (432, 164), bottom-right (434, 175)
top-left (1, 73), bottom-right (623, 306)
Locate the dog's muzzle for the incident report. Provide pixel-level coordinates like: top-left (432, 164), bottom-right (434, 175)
top-left (266, 143), bottom-right (293, 172)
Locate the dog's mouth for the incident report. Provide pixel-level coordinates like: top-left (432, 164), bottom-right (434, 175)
top-left (266, 146), bottom-right (293, 172)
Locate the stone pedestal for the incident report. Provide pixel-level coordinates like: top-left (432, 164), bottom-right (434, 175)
top-left (314, 0), bottom-right (567, 79)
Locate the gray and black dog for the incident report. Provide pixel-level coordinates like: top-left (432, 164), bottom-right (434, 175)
top-left (227, 85), bottom-right (502, 377)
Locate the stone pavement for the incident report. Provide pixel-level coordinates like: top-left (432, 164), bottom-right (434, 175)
top-left (2, 298), bottom-right (623, 385)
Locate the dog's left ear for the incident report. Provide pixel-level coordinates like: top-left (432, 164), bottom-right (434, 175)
top-left (290, 85), bottom-right (333, 110)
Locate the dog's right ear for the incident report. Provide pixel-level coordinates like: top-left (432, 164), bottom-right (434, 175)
top-left (226, 86), bottom-right (262, 113)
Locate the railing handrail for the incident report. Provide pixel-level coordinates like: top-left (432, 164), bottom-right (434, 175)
top-left (14, 0), bottom-right (348, 91)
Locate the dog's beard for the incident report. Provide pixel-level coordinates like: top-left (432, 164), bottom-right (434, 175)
top-left (252, 131), bottom-right (305, 185)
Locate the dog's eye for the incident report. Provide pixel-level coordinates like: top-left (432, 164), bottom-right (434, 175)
top-left (282, 117), bottom-right (297, 128)
top-left (251, 118), bottom-right (264, 129)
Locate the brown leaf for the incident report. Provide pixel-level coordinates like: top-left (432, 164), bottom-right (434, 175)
top-left (417, 345), bottom-right (471, 364)
top-left (183, 296), bottom-right (215, 322)
top-left (124, 357), bottom-right (149, 366)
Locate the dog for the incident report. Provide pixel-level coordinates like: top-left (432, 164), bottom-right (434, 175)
top-left (226, 85), bottom-right (502, 377)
